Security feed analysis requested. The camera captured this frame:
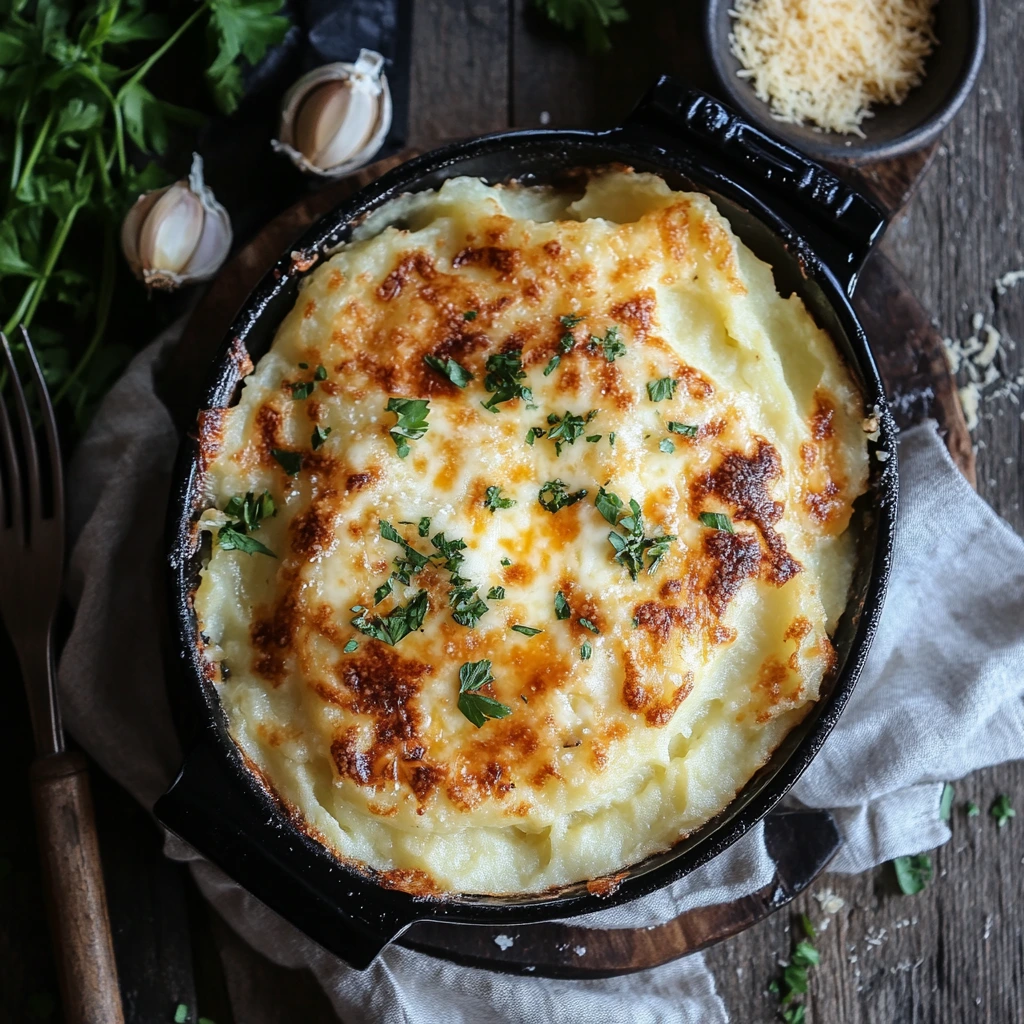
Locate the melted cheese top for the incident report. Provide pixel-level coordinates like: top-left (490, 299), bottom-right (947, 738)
top-left (194, 171), bottom-right (869, 896)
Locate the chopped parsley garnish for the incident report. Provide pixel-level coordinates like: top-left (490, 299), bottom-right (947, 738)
top-left (546, 409), bottom-right (598, 455)
top-left (659, 438), bottom-right (675, 454)
top-left (578, 617), bottom-right (600, 634)
top-left (991, 794), bottom-right (1016, 827)
top-left (580, 642), bottom-right (592, 660)
top-left (554, 590), bottom-right (571, 619)
top-left (586, 434), bottom-right (601, 442)
top-left (526, 426), bottom-right (545, 445)
top-left (484, 486), bottom-right (517, 512)
top-left (224, 491), bottom-right (276, 531)
top-left (380, 520), bottom-right (431, 583)
top-left (217, 524), bottom-right (275, 557)
top-left (457, 659), bottom-right (512, 728)
top-left (386, 397), bottom-right (430, 458)
top-left (609, 431), bottom-right (616, 446)
top-left (271, 449), bottom-right (302, 475)
top-left (893, 853), bottom-right (933, 894)
top-left (511, 624), bottom-right (543, 637)
top-left (539, 479), bottom-right (589, 513)
top-left (374, 579), bottom-right (394, 605)
top-left (602, 490), bottom-right (676, 579)
top-left (520, 694), bottom-right (529, 703)
top-left (424, 354), bottom-right (473, 388)
top-left (543, 355), bottom-right (561, 376)
top-left (290, 380), bottom-right (314, 400)
top-left (482, 349), bottom-right (532, 412)
top-left (343, 639), bottom-right (359, 653)
top-left (311, 424), bottom-right (332, 450)
top-left (463, 310), bottom-right (478, 321)
top-left (647, 377), bottom-right (678, 402)
top-left (487, 586), bottom-right (506, 600)
top-left (560, 314), bottom-right (585, 328)
top-left (418, 516), bottom-right (431, 537)
top-left (501, 557), bottom-right (512, 566)
top-left (668, 421), bottom-right (698, 437)
top-left (351, 590), bottom-right (429, 646)
top-left (298, 362), bottom-right (308, 369)
top-left (967, 801), bottom-right (980, 817)
top-left (770, 915), bottom-right (820, 1021)
top-left (940, 783), bottom-right (955, 822)
top-left (589, 325), bottom-right (626, 362)
top-left (699, 511), bottom-right (735, 533)
top-left (450, 587), bottom-right (489, 627)
top-left (314, 364), bottom-right (328, 381)
top-left (430, 531), bottom-right (491, 628)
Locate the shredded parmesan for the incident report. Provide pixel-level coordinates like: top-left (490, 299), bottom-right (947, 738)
top-left (729, 0), bottom-right (938, 136)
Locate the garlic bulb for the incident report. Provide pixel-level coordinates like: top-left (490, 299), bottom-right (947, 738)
top-left (273, 49), bottom-right (392, 178)
top-left (121, 154), bottom-right (232, 291)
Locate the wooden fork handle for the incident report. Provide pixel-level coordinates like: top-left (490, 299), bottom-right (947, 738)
top-left (30, 751), bottom-right (125, 1024)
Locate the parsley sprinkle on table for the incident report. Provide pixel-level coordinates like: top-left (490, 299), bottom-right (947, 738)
top-left (386, 397), bottom-right (430, 458)
top-left (966, 800), bottom-right (980, 817)
top-left (457, 659), bottom-right (512, 728)
top-left (893, 853), bottom-right (933, 894)
top-left (991, 794), bottom-right (1016, 827)
top-left (647, 377), bottom-right (678, 402)
top-left (511, 624), bottom-right (543, 636)
top-left (940, 782), bottom-right (955, 821)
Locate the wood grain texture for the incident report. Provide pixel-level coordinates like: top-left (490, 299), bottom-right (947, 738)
top-left (30, 752), bottom-right (124, 1024)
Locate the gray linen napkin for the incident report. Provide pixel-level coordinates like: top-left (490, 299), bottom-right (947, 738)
top-left (59, 328), bottom-right (1024, 1023)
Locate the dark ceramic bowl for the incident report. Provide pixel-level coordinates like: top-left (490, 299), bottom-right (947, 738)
top-left (704, 0), bottom-right (986, 164)
top-left (157, 78), bottom-right (899, 971)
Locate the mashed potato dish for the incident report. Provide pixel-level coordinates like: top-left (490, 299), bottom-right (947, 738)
top-left (193, 170), bottom-right (869, 896)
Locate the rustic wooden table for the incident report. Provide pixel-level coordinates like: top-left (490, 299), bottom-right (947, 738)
top-left (3, 2), bottom-right (1022, 1022)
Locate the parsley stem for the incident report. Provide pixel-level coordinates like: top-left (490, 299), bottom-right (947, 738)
top-left (8, 96), bottom-right (28, 196)
top-left (11, 105), bottom-right (54, 205)
top-left (74, 62), bottom-right (126, 175)
top-left (53, 226), bottom-right (116, 406)
top-left (116, 6), bottom-right (206, 99)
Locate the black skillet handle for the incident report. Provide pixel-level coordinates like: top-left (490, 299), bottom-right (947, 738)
top-left (155, 732), bottom-right (417, 970)
top-left (623, 76), bottom-right (887, 298)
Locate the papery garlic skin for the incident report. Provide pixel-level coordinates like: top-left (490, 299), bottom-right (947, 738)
top-left (121, 154), bottom-right (233, 290)
top-left (273, 49), bottom-right (392, 178)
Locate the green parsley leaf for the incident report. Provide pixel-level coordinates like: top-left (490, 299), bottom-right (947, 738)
top-left (290, 380), bottom-right (314, 400)
top-left (501, 557), bottom-right (512, 566)
top-left (217, 525), bottom-right (275, 557)
top-left (590, 325), bottom-right (626, 362)
top-left (512, 624), bottom-right (543, 637)
top-left (647, 377), bottom-right (678, 402)
top-left (800, 913), bottom-right (816, 941)
top-left (783, 963), bottom-right (808, 997)
top-left (893, 853), bottom-right (933, 895)
top-left (386, 397), bottom-right (430, 458)
top-left (520, 694), bottom-right (529, 703)
top-left (586, 434), bottom-right (602, 442)
top-left (174, 1005), bottom-right (189, 1024)
top-left (314, 364), bottom-right (328, 381)
top-left (463, 310), bottom-right (478, 321)
top-left (449, 585), bottom-right (490, 627)
top-left (526, 427), bottom-right (546, 445)
top-left (457, 659), bottom-right (513, 728)
top-left (379, 520), bottom-right (431, 583)
top-left (699, 511), bottom-right (735, 533)
top-left (343, 639), bottom-right (359, 653)
top-left (418, 516), bottom-right (432, 537)
top-left (791, 941), bottom-right (819, 968)
top-left (424, 355), bottom-right (474, 388)
top-left (668, 421), bottom-right (698, 437)
top-left (311, 425), bottom-right (332, 450)
top-left (543, 354), bottom-right (561, 376)
top-left (609, 431), bottom-right (616, 446)
top-left (966, 801), bottom-right (980, 817)
top-left (605, 497), bottom-right (676, 579)
top-left (539, 479), bottom-right (589, 513)
top-left (940, 782), bottom-right (955, 822)
top-left (351, 590), bottom-right (429, 646)
top-left (298, 362), bottom-right (308, 369)
top-left (781, 1006), bottom-right (806, 1024)
top-left (484, 486), bottom-right (517, 512)
top-left (482, 349), bottom-right (532, 411)
top-left (578, 617), bottom-right (600, 634)
top-left (487, 586), bottom-right (506, 600)
top-left (271, 449), bottom-right (303, 475)
top-left (659, 438), bottom-right (675, 454)
top-left (560, 314), bottom-right (586, 328)
top-left (374, 578), bottom-right (394, 604)
top-left (546, 409), bottom-right (598, 455)
top-left (559, 331), bottom-right (577, 353)
top-left (991, 794), bottom-right (1016, 827)
top-left (595, 486), bottom-right (625, 526)
top-left (580, 642), bottom-right (592, 660)
top-left (554, 590), bottom-right (571, 620)
top-left (223, 491), bottom-right (276, 531)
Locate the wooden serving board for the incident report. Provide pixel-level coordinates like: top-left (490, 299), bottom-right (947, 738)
top-left (156, 143), bottom-right (973, 981)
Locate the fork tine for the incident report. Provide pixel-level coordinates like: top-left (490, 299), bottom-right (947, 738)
top-left (18, 325), bottom-right (63, 526)
top-left (0, 329), bottom-right (43, 529)
top-left (0, 335), bottom-right (25, 542)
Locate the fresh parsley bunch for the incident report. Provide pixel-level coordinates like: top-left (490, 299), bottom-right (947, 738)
top-left (0, 0), bottom-right (289, 427)
top-left (532, 0), bottom-right (628, 53)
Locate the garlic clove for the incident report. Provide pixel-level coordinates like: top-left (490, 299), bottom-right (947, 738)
top-left (273, 49), bottom-right (392, 179)
top-left (121, 154), bottom-right (232, 291)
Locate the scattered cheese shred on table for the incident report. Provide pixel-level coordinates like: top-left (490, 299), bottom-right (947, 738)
top-left (729, 0), bottom-right (938, 136)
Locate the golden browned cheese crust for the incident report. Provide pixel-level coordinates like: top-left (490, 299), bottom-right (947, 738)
top-left (194, 171), bottom-right (869, 895)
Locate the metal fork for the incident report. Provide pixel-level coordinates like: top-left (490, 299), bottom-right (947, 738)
top-left (1, 326), bottom-right (124, 1024)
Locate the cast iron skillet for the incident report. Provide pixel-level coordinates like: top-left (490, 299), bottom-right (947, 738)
top-left (157, 76), bottom-right (899, 970)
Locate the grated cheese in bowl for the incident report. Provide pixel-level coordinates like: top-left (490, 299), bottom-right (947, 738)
top-left (729, 0), bottom-right (938, 136)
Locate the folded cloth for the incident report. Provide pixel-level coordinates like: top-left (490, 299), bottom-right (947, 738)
top-left (59, 330), bottom-right (1024, 1023)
